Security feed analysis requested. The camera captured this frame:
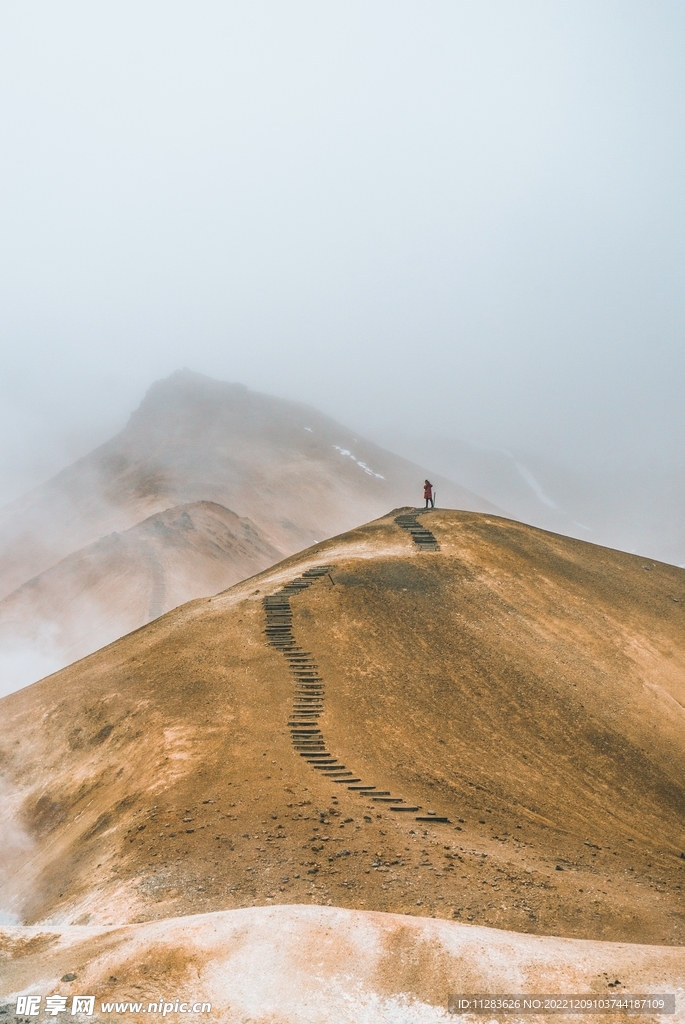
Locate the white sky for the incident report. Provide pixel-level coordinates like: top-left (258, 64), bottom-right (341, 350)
top-left (1, 1), bottom-right (684, 502)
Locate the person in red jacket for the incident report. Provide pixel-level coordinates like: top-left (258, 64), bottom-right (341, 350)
top-left (423, 479), bottom-right (434, 509)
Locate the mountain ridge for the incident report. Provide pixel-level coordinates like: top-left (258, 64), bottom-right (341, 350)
top-left (0, 370), bottom-right (499, 603)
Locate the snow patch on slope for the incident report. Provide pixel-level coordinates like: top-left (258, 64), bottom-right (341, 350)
top-left (333, 446), bottom-right (384, 479)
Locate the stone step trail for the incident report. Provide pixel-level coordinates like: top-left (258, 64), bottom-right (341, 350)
top-left (394, 511), bottom-right (440, 551)
top-left (263, 560), bottom-right (451, 824)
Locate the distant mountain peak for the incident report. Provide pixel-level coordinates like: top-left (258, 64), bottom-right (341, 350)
top-left (0, 369), bottom-right (497, 609)
top-left (154, 367), bottom-right (249, 390)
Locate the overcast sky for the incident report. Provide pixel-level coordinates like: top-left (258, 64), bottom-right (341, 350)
top-left (1, 1), bottom-right (683, 504)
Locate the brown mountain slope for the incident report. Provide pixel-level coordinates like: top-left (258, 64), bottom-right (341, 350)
top-left (0, 501), bottom-right (279, 672)
top-left (1, 510), bottom-right (684, 947)
top-left (0, 370), bottom-right (498, 601)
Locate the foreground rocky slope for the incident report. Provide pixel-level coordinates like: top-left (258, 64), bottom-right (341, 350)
top-left (1, 509), bottom-right (683, 951)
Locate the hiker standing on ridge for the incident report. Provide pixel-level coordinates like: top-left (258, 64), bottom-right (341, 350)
top-left (423, 479), bottom-right (434, 509)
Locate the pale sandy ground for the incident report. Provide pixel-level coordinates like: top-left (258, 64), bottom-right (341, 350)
top-left (2, 905), bottom-right (683, 1023)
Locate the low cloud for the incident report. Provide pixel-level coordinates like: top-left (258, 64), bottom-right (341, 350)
top-left (0, 641), bottom-right (64, 700)
top-left (0, 779), bottom-right (35, 925)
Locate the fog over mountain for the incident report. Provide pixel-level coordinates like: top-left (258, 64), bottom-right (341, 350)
top-left (0, 370), bottom-right (496, 694)
top-left (0, 371), bottom-right (494, 593)
top-left (0, 500), bottom-right (280, 673)
top-left (2, 366), bottom-right (684, 697)
top-left (1, 2), bottom-right (683, 526)
top-left (1, 6), bottom-right (684, 1011)
top-left (377, 431), bottom-right (685, 567)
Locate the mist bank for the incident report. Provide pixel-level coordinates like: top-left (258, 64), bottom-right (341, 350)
top-left (374, 429), bottom-right (685, 569)
top-left (0, 371), bottom-right (498, 696)
top-left (2, 370), bottom-right (683, 700)
top-left (1, 2), bottom-right (683, 501)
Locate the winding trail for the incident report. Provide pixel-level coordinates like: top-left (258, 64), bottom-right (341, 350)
top-left (263, 510), bottom-right (450, 823)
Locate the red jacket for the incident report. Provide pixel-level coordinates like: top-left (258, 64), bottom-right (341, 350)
top-left (423, 482), bottom-right (433, 499)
